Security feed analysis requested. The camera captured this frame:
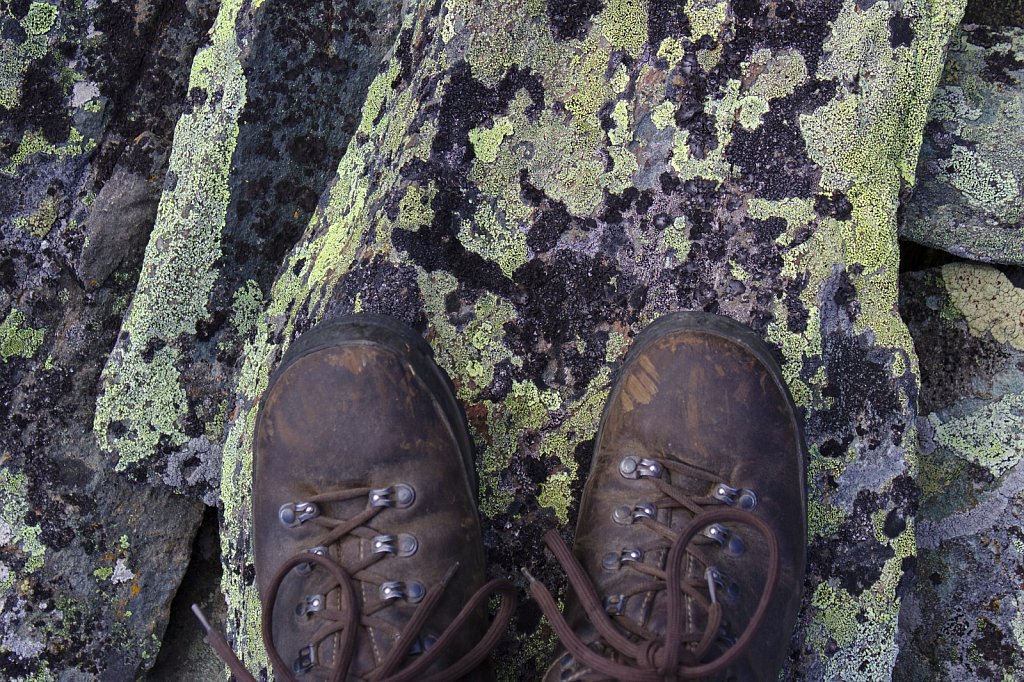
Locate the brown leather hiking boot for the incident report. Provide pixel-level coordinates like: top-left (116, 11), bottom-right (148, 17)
top-left (528, 312), bottom-right (807, 681)
top-left (195, 315), bottom-right (514, 681)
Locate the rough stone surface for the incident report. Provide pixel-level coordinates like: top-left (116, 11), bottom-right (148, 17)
top-left (962, 0), bottom-right (1024, 27)
top-left (900, 25), bottom-right (1024, 265)
top-left (1, 0), bottom-right (215, 678)
top-left (93, 0), bottom-right (407, 503)
top-left (897, 262), bottom-right (1024, 681)
top-left (110, 1), bottom-right (963, 679)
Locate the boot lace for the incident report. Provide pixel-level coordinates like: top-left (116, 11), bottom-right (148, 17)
top-left (193, 484), bottom-right (516, 682)
top-left (525, 454), bottom-right (780, 682)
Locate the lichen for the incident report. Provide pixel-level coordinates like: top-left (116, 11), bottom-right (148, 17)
top-left (596, 0), bottom-right (648, 58)
top-left (931, 394), bottom-right (1024, 478)
top-left (3, 128), bottom-right (91, 175)
top-left (94, 0), bottom-right (248, 467)
top-left (0, 468), bottom-right (46, 594)
top-left (469, 116), bottom-right (515, 163)
top-left (94, 345), bottom-right (190, 469)
top-left (0, 309), bottom-right (45, 362)
top-left (13, 195), bottom-right (58, 238)
top-left (942, 263), bottom-right (1024, 350)
top-left (21, 3), bottom-right (57, 36)
top-left (230, 280), bottom-right (264, 341)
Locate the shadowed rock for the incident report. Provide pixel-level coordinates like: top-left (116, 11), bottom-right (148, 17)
top-left (901, 25), bottom-right (1024, 266)
top-left (898, 262), bottom-right (1024, 680)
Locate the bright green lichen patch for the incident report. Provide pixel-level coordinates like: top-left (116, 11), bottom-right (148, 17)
top-left (22, 2), bottom-right (57, 35)
top-left (459, 203), bottom-right (528, 278)
top-left (942, 263), bottom-right (1024, 350)
top-left (0, 308), bottom-right (45, 362)
top-left (946, 145), bottom-right (1019, 216)
top-left (744, 48), bottom-right (808, 101)
top-left (686, 0), bottom-right (729, 42)
top-left (230, 280), bottom-right (264, 341)
top-left (13, 195), bottom-right (58, 237)
top-left (3, 128), bottom-right (91, 175)
top-left (932, 394), bottom-right (1024, 478)
top-left (469, 116), bottom-right (514, 163)
top-left (537, 472), bottom-right (572, 523)
top-left (95, 0), bottom-right (247, 466)
top-left (0, 468), bottom-right (46, 594)
top-left (595, 0), bottom-right (648, 58)
top-left (94, 346), bottom-right (190, 468)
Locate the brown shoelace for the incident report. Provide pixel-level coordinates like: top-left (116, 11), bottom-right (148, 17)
top-left (192, 486), bottom-right (516, 682)
top-left (526, 504), bottom-right (780, 680)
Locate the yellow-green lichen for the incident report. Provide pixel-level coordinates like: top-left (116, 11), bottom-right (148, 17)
top-left (744, 48), bottom-right (808, 101)
top-left (595, 0), bottom-right (648, 58)
top-left (650, 100), bottom-right (676, 129)
top-left (0, 468), bottom-right (46, 594)
top-left (21, 2), bottom-right (57, 36)
top-left (95, 0), bottom-right (248, 466)
top-left (932, 394), bottom-right (1024, 478)
top-left (13, 194), bottom-right (58, 237)
top-left (660, 216), bottom-right (691, 262)
top-left (686, 0), bottom-right (729, 42)
top-left (230, 279), bottom-right (264, 340)
top-left (942, 263), bottom-right (1024, 350)
top-left (3, 128), bottom-right (90, 175)
top-left (469, 116), bottom-right (515, 163)
top-left (537, 471), bottom-right (572, 523)
top-left (610, 63), bottom-right (629, 94)
top-left (736, 96), bottom-right (769, 130)
top-left (459, 201), bottom-right (528, 278)
top-left (94, 345), bottom-right (190, 468)
top-left (0, 308), bottom-right (45, 362)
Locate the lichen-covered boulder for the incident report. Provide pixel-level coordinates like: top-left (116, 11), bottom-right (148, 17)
top-left (113, 0), bottom-right (962, 679)
top-left (897, 262), bottom-right (1024, 680)
top-left (92, 0), bottom-right (406, 503)
top-left (1, 0), bottom-right (216, 678)
top-left (900, 25), bottom-right (1024, 265)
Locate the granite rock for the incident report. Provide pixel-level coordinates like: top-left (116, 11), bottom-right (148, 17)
top-left (897, 262), bottom-right (1024, 680)
top-left (0, 0), bottom-right (215, 678)
top-left (141, 1), bottom-right (962, 678)
top-left (900, 25), bottom-right (1024, 265)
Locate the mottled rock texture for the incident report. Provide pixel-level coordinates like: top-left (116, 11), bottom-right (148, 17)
top-left (2, 0), bottom-right (405, 678)
top-left (1, 0), bottom-right (218, 678)
top-left (900, 25), bottom-right (1024, 265)
top-left (898, 263), bottom-right (1024, 680)
top-left (2, 0), bottom-right (979, 679)
top-left (96, 0), bottom-right (962, 679)
top-left (94, 0), bottom-right (406, 503)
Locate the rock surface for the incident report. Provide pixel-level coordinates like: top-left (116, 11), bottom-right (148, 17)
top-left (6, 0), bottom-right (1005, 679)
top-left (109, 0), bottom-right (962, 679)
top-left (900, 25), bottom-right (1024, 265)
top-left (1, 0), bottom-right (215, 678)
top-left (898, 262), bottom-right (1024, 680)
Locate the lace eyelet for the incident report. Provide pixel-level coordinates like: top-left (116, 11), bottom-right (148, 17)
top-left (604, 594), bottom-right (626, 615)
top-left (618, 456), bottom-right (663, 479)
top-left (380, 580), bottom-right (425, 603)
top-left (612, 502), bottom-right (656, 525)
top-left (293, 644), bottom-right (317, 674)
top-left (602, 548), bottom-right (643, 570)
top-left (294, 546), bottom-right (327, 575)
top-left (713, 483), bottom-right (757, 510)
top-left (279, 502), bottom-right (319, 527)
top-left (369, 484), bottom-right (416, 509)
top-left (371, 533), bottom-right (418, 557)
top-left (295, 593), bottom-right (325, 617)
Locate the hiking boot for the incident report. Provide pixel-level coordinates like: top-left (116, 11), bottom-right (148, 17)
top-left (528, 311), bottom-right (807, 681)
top-left (195, 315), bottom-right (514, 681)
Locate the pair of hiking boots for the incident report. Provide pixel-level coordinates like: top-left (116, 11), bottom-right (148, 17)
top-left (194, 312), bottom-right (806, 681)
